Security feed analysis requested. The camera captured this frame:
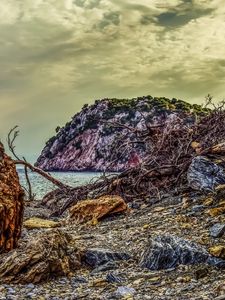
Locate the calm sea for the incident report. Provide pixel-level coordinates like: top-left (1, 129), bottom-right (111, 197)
top-left (17, 169), bottom-right (109, 200)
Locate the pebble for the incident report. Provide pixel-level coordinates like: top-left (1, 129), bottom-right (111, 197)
top-left (210, 223), bottom-right (225, 238)
top-left (116, 286), bottom-right (136, 296)
top-left (106, 273), bottom-right (124, 283)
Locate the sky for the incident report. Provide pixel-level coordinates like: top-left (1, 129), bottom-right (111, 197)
top-left (0, 0), bottom-right (225, 162)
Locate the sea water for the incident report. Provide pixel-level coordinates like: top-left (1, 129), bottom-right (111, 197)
top-left (17, 169), bottom-right (108, 199)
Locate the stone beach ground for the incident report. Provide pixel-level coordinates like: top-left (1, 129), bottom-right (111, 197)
top-left (1, 190), bottom-right (225, 300)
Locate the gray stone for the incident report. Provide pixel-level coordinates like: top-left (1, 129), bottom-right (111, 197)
top-left (192, 205), bottom-right (205, 212)
top-left (210, 223), bottom-right (225, 238)
top-left (91, 261), bottom-right (118, 274)
top-left (215, 296), bottom-right (225, 300)
top-left (187, 156), bottom-right (225, 192)
top-left (140, 235), bottom-right (225, 270)
top-left (106, 273), bottom-right (124, 283)
top-left (83, 248), bottom-right (130, 268)
top-left (116, 286), bottom-right (136, 297)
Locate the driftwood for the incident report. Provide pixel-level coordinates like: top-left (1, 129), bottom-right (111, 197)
top-left (7, 126), bottom-right (72, 200)
top-left (0, 143), bottom-right (24, 253)
top-left (14, 159), bottom-right (71, 190)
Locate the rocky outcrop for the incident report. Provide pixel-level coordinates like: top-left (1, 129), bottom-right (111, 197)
top-left (0, 143), bottom-right (24, 253)
top-left (36, 96), bottom-right (207, 172)
top-left (140, 235), bottom-right (225, 270)
top-left (0, 229), bottom-right (81, 284)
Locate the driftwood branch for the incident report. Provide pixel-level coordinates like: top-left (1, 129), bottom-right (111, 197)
top-left (7, 126), bottom-right (71, 200)
top-left (13, 160), bottom-right (71, 190)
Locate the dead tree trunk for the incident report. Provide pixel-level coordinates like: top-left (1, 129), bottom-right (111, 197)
top-left (0, 143), bottom-right (24, 253)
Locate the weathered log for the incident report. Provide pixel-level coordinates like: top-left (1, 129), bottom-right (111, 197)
top-left (0, 143), bottom-right (24, 253)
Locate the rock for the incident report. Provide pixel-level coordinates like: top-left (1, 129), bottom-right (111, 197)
top-left (140, 235), bottom-right (225, 270)
top-left (106, 273), bottom-right (124, 283)
top-left (209, 223), bottom-right (225, 238)
top-left (82, 248), bottom-right (130, 268)
top-left (215, 295), bottom-right (225, 300)
top-left (203, 197), bottom-right (214, 206)
top-left (187, 156), bottom-right (225, 192)
top-left (91, 261), bottom-right (118, 274)
top-left (209, 245), bottom-right (225, 259)
top-left (194, 267), bottom-right (209, 280)
top-left (24, 217), bottom-right (60, 229)
top-left (0, 229), bottom-right (81, 283)
top-left (69, 195), bottom-right (127, 223)
top-left (207, 206), bottom-right (225, 217)
top-left (0, 142), bottom-right (24, 253)
top-left (116, 286), bottom-right (136, 297)
top-left (192, 205), bottom-right (205, 212)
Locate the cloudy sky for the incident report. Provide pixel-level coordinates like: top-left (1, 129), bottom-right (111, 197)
top-left (0, 0), bottom-right (224, 162)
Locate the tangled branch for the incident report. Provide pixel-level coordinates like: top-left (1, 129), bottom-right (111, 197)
top-left (7, 127), bottom-right (71, 200)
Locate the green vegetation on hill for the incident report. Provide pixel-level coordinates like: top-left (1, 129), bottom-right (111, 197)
top-left (106, 96), bottom-right (209, 114)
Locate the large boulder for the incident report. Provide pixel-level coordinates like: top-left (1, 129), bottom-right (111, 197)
top-left (69, 195), bottom-right (127, 224)
top-left (187, 156), bottom-right (225, 192)
top-left (140, 235), bottom-right (225, 270)
top-left (0, 143), bottom-right (24, 253)
top-left (0, 229), bottom-right (81, 284)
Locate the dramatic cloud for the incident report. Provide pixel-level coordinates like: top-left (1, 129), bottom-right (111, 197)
top-left (0, 0), bottom-right (224, 161)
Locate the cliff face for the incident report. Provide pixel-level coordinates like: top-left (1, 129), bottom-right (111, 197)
top-left (35, 96), bottom-right (206, 172)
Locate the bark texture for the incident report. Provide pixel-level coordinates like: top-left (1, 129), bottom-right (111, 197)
top-left (0, 143), bottom-right (24, 253)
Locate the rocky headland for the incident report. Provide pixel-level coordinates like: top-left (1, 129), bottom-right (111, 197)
top-left (35, 96), bottom-right (207, 172)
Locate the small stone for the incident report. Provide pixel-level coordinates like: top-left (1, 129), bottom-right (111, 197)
top-left (176, 276), bottom-right (191, 283)
top-left (192, 205), bottom-right (205, 212)
top-left (207, 206), bottom-right (225, 217)
top-left (148, 276), bottom-right (161, 283)
top-left (116, 286), bottom-right (136, 297)
top-left (24, 217), bottom-right (60, 229)
top-left (209, 245), bottom-right (225, 259)
top-left (90, 278), bottom-right (107, 287)
top-left (71, 276), bottom-right (87, 284)
top-left (106, 273), bottom-right (124, 283)
top-left (130, 202), bottom-right (140, 209)
top-left (210, 223), bottom-right (225, 238)
top-left (91, 261), bottom-right (118, 274)
top-left (143, 224), bottom-right (149, 229)
top-left (215, 296), bottom-right (225, 300)
top-left (7, 288), bottom-right (15, 294)
top-left (203, 197), bottom-right (214, 206)
top-left (194, 267), bottom-right (209, 280)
